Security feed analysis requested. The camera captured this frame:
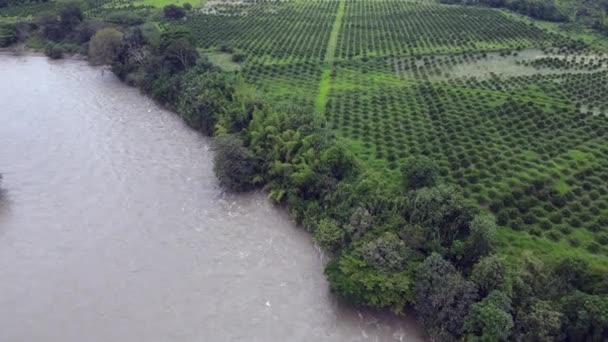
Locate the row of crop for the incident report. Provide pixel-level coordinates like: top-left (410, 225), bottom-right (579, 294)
top-left (175, 0), bottom-right (336, 61)
top-left (335, 1), bottom-right (567, 58)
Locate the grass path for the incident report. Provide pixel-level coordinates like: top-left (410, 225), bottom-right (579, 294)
top-left (315, 0), bottom-right (345, 113)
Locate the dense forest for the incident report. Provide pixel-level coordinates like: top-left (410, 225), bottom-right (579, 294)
top-left (2, 0), bottom-right (608, 340)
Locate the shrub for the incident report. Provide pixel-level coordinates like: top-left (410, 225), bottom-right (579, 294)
top-left (163, 4), bottom-right (186, 20)
top-left (464, 291), bottom-right (514, 341)
top-left (470, 255), bottom-right (508, 296)
top-left (313, 218), bottom-right (345, 252)
top-left (88, 27), bottom-right (123, 66)
top-left (106, 11), bottom-right (146, 26)
top-left (44, 43), bottom-right (64, 59)
top-left (401, 156), bottom-right (439, 190)
top-left (362, 232), bottom-right (410, 271)
top-left (212, 135), bottom-right (259, 192)
top-left (232, 52), bottom-right (246, 63)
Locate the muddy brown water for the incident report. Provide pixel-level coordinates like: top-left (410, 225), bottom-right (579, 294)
top-left (0, 55), bottom-right (424, 342)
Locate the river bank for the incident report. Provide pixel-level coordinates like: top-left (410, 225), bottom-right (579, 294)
top-left (0, 54), bottom-right (425, 341)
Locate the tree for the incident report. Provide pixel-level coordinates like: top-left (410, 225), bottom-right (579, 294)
top-left (177, 70), bottom-right (233, 134)
top-left (401, 156), bottom-right (439, 190)
top-left (513, 300), bottom-right (563, 341)
top-left (325, 250), bottom-right (413, 312)
top-left (414, 254), bottom-right (479, 340)
top-left (0, 23), bottom-right (17, 47)
top-left (470, 255), bottom-right (509, 296)
top-left (313, 218), bottom-right (344, 252)
top-left (59, 2), bottom-right (83, 32)
top-left (409, 185), bottom-right (477, 250)
top-left (464, 290), bottom-right (514, 341)
top-left (38, 15), bottom-right (64, 41)
top-left (163, 4), bottom-right (186, 20)
top-left (89, 28), bottom-right (123, 65)
top-left (362, 232), bottom-right (410, 271)
top-left (461, 213), bottom-right (498, 267)
top-left (160, 28), bottom-right (197, 72)
top-left (183, 2), bottom-right (192, 10)
top-left (560, 291), bottom-right (608, 341)
top-left (552, 257), bottom-right (591, 293)
top-left (44, 43), bottom-right (64, 59)
top-left (213, 135), bottom-right (259, 192)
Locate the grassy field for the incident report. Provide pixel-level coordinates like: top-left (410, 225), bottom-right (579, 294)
top-left (3, 0), bottom-right (608, 270)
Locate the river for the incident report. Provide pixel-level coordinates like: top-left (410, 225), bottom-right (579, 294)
top-left (0, 55), bottom-right (424, 342)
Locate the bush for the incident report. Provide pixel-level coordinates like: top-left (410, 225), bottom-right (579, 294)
top-left (0, 24), bottom-right (17, 47)
top-left (362, 232), bottom-right (410, 271)
top-left (89, 27), bottom-right (123, 65)
top-left (401, 156), bottom-right (439, 190)
top-left (106, 11), bottom-right (146, 26)
top-left (232, 52), bottom-right (246, 63)
top-left (44, 43), bottom-right (64, 59)
top-left (212, 135), bottom-right (259, 192)
top-left (326, 251), bottom-right (413, 312)
top-left (313, 218), bottom-right (345, 252)
top-left (163, 4), bottom-right (186, 20)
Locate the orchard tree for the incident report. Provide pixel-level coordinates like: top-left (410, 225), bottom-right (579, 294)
top-left (401, 156), bottom-right (439, 190)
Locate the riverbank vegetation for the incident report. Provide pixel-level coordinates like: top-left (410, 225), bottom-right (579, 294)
top-left (2, 0), bottom-right (608, 340)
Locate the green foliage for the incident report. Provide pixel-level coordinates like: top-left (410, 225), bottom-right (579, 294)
top-left (160, 28), bottom-right (197, 72)
top-left (59, 2), bottom-right (83, 31)
top-left (0, 23), bottom-right (16, 47)
top-left (401, 156), bottom-right (439, 190)
top-left (44, 42), bottom-right (63, 59)
top-left (471, 255), bottom-right (509, 296)
top-left (461, 213), bottom-right (498, 267)
top-left (409, 185), bottom-right (477, 251)
top-left (89, 27), bottom-right (123, 65)
top-left (7, 0), bottom-right (606, 340)
top-left (413, 254), bottom-right (479, 340)
top-left (326, 250), bottom-right (413, 313)
top-left (560, 291), bottom-right (608, 341)
top-left (313, 218), bottom-right (344, 252)
top-left (105, 11), bottom-right (146, 26)
top-left (212, 135), bottom-right (259, 192)
top-left (464, 290), bottom-right (514, 342)
top-left (361, 232), bottom-right (410, 271)
top-left (513, 300), bottom-right (562, 341)
top-left (163, 4), bottom-right (185, 20)
top-left (177, 70), bottom-right (233, 134)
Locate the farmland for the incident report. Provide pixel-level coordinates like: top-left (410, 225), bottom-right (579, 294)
top-left (155, 0), bottom-right (608, 270)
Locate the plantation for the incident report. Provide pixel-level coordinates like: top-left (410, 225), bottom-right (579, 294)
top-left (3, 0), bottom-right (608, 339)
top-left (160, 0), bottom-right (608, 269)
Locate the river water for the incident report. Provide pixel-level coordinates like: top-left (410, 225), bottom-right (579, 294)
top-left (0, 55), bottom-right (424, 342)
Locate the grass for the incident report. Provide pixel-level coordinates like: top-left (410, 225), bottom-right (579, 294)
top-left (203, 51), bottom-right (241, 71)
top-left (315, 0), bottom-right (344, 113)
